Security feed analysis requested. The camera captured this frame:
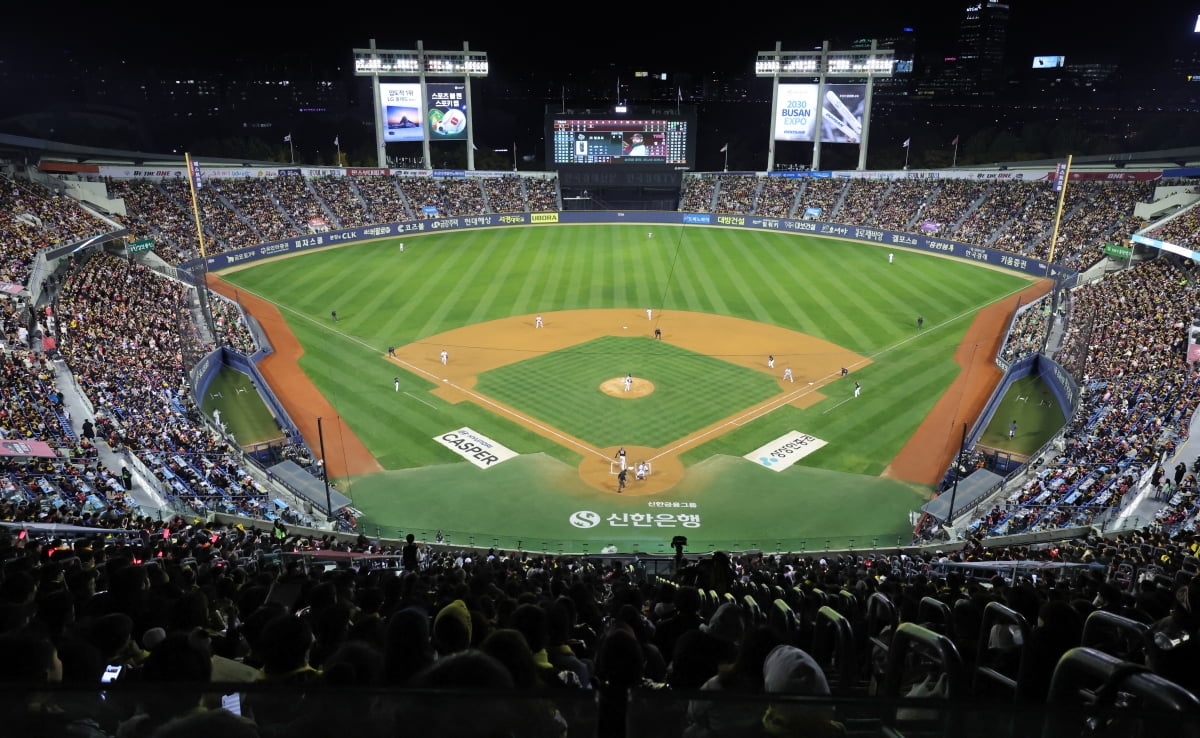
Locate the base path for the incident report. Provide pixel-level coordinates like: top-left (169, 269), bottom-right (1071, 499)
top-left (883, 279), bottom-right (1053, 485)
top-left (207, 275), bottom-right (382, 479)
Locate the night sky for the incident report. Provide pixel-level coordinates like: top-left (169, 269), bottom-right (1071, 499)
top-left (6, 2), bottom-right (1196, 76)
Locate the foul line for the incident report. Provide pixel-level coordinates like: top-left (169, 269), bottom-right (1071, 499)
top-left (404, 391), bottom-right (438, 410)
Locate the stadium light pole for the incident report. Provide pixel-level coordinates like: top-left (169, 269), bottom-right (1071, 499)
top-left (353, 40), bottom-right (489, 170)
top-left (317, 416), bottom-right (333, 523)
top-left (757, 41), bottom-right (893, 172)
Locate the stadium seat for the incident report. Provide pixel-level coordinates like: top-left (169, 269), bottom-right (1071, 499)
top-left (973, 601), bottom-right (1036, 701)
top-left (1045, 647), bottom-right (1200, 738)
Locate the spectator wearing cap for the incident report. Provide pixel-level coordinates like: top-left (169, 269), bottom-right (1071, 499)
top-left (702, 601), bottom-right (746, 651)
top-left (433, 599), bottom-right (472, 657)
top-left (760, 644), bottom-right (845, 737)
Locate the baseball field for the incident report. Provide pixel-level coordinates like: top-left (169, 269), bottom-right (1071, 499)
top-left (211, 224), bottom-right (1049, 555)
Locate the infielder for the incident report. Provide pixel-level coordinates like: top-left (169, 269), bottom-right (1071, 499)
top-left (440, 350), bottom-right (448, 365)
top-left (624, 373), bottom-right (633, 392)
top-left (783, 367), bottom-right (793, 383)
top-left (768, 355), bottom-right (775, 369)
top-left (535, 315), bottom-right (544, 328)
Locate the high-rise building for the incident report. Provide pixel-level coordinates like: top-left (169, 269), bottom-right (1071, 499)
top-left (957, 0), bottom-right (1011, 87)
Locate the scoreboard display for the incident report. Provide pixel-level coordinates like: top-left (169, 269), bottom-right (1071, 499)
top-left (547, 115), bottom-right (695, 170)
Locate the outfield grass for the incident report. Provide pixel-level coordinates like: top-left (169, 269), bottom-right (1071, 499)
top-left (476, 336), bottom-right (780, 448)
top-left (218, 225), bottom-right (1034, 549)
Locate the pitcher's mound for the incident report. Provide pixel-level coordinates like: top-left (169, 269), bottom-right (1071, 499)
top-left (601, 377), bottom-right (654, 398)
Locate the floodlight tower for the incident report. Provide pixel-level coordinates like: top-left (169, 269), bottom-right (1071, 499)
top-left (756, 41), bottom-right (893, 172)
top-left (353, 39), bottom-right (489, 169)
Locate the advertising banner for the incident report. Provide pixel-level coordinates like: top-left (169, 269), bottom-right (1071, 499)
top-left (427, 83), bottom-right (468, 140)
top-left (380, 83), bottom-right (424, 143)
top-left (433, 427), bottom-right (518, 469)
top-left (743, 431), bottom-right (827, 472)
top-left (775, 84), bottom-right (866, 143)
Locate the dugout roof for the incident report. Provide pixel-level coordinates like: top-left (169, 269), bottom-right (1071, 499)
top-left (921, 469), bottom-right (1004, 522)
top-left (268, 460), bottom-right (351, 515)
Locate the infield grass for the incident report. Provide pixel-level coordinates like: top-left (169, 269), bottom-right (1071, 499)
top-left (218, 224), bottom-right (1035, 550)
top-left (476, 336), bottom-right (780, 448)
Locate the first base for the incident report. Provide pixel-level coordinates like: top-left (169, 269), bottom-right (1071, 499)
top-left (443, 379), bottom-right (449, 383)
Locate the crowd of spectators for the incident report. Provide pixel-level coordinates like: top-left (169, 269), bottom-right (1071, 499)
top-left (207, 292), bottom-right (257, 357)
top-left (679, 177), bottom-right (716, 213)
top-left (712, 176), bottom-right (758, 214)
top-left (481, 176), bottom-right (527, 214)
top-left (912, 179), bottom-right (991, 236)
top-left (525, 177), bottom-right (560, 213)
top-left (0, 174), bottom-right (111, 285)
top-left (1, 516), bottom-right (1200, 736)
top-left (997, 296), bottom-right (1052, 364)
top-left (52, 253), bottom-right (276, 522)
top-left (1150, 201), bottom-right (1200, 249)
top-left (794, 179), bottom-right (845, 220)
top-left (871, 180), bottom-right (930, 233)
top-left (754, 177), bottom-right (802, 219)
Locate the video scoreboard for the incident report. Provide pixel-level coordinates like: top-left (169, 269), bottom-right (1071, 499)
top-left (547, 116), bottom-right (694, 169)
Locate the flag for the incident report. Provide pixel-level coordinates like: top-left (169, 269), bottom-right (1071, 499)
top-left (901, 138), bottom-right (910, 148)
top-left (719, 143), bottom-right (728, 153)
top-left (677, 86), bottom-right (683, 102)
top-left (951, 135), bottom-right (959, 146)
top-left (333, 136), bottom-right (339, 147)
top-left (283, 134), bottom-right (292, 143)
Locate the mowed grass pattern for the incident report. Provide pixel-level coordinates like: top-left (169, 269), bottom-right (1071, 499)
top-left (221, 225), bottom-right (1032, 479)
top-left (476, 336), bottom-right (781, 448)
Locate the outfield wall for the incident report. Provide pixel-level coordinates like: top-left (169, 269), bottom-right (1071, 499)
top-left (183, 212), bottom-right (1078, 283)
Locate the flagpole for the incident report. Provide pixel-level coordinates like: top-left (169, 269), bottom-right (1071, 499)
top-left (289, 135), bottom-right (295, 164)
top-left (335, 137), bottom-right (342, 167)
top-left (724, 146), bottom-right (729, 172)
top-left (952, 140), bottom-right (959, 168)
top-left (904, 143), bottom-right (910, 169)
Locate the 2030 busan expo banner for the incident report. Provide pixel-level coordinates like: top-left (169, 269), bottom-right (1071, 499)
top-left (775, 84), bottom-right (866, 143)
